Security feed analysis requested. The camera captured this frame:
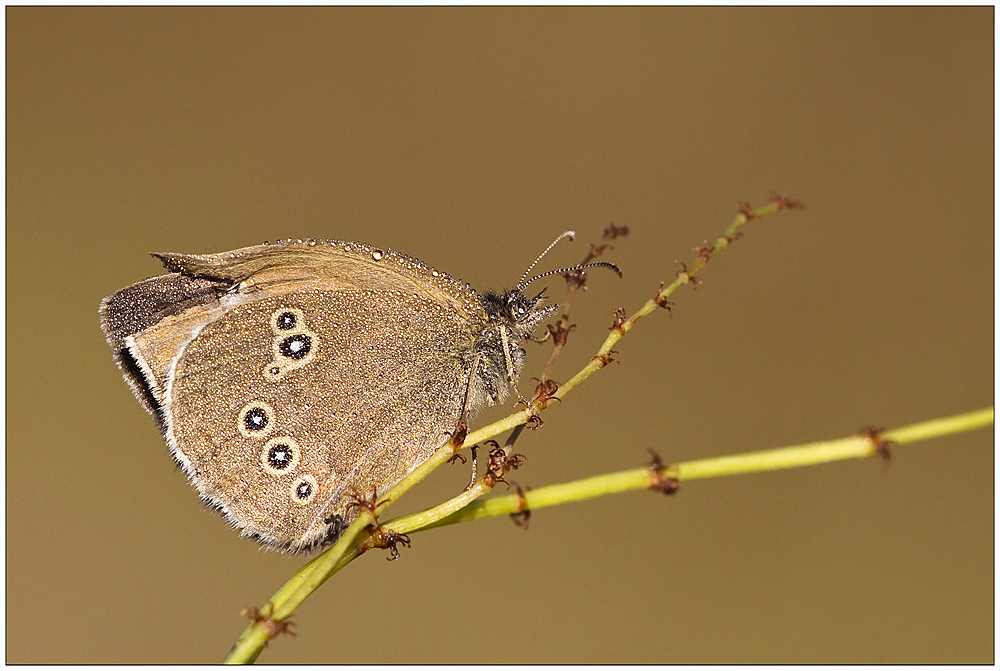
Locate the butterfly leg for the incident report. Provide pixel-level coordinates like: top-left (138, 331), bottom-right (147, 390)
top-left (446, 350), bottom-right (490, 453)
top-left (447, 443), bottom-right (480, 490)
top-left (498, 325), bottom-right (530, 407)
top-left (465, 444), bottom-right (479, 490)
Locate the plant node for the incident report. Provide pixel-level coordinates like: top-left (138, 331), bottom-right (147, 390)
top-left (737, 201), bottom-right (758, 221)
top-left (448, 417), bottom-right (469, 448)
top-left (603, 223), bottom-right (630, 240)
top-left (610, 308), bottom-right (628, 334)
top-left (483, 445), bottom-right (526, 489)
top-left (771, 193), bottom-right (805, 211)
top-left (531, 378), bottom-right (561, 407)
top-left (562, 268), bottom-right (588, 290)
top-left (509, 482), bottom-right (532, 529)
top-left (646, 449), bottom-right (680, 495)
top-left (694, 240), bottom-right (714, 262)
top-left (861, 426), bottom-right (894, 463)
top-left (240, 603), bottom-right (296, 643)
top-left (369, 526), bottom-right (412, 561)
top-left (595, 350), bottom-right (620, 367)
top-left (545, 322), bottom-right (575, 347)
top-left (345, 485), bottom-right (382, 519)
top-left (653, 282), bottom-right (674, 315)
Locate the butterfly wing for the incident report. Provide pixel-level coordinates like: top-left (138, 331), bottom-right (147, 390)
top-left (101, 240), bottom-right (486, 551)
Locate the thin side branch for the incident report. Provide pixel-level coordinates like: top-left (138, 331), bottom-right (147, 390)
top-left (389, 407), bottom-right (994, 532)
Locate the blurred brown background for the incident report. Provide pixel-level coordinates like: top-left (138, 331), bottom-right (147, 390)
top-left (6, 7), bottom-right (993, 664)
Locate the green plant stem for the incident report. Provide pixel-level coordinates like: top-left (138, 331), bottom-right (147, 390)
top-left (391, 407), bottom-right (994, 532)
top-left (554, 198), bottom-right (794, 402)
top-left (227, 404), bottom-right (993, 664)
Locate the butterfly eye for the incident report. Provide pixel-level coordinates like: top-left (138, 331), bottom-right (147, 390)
top-left (239, 402), bottom-right (275, 438)
top-left (246, 408), bottom-right (268, 431)
top-left (279, 334), bottom-right (312, 360)
top-left (261, 437), bottom-right (301, 475)
top-left (271, 307), bottom-right (306, 334)
top-left (291, 475), bottom-right (318, 504)
top-left (267, 443), bottom-right (294, 470)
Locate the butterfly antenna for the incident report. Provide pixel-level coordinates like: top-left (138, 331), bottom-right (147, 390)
top-left (518, 230), bottom-right (577, 289)
top-left (520, 261), bottom-right (623, 290)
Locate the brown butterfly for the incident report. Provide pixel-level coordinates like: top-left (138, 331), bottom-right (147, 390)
top-left (100, 234), bottom-right (618, 552)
